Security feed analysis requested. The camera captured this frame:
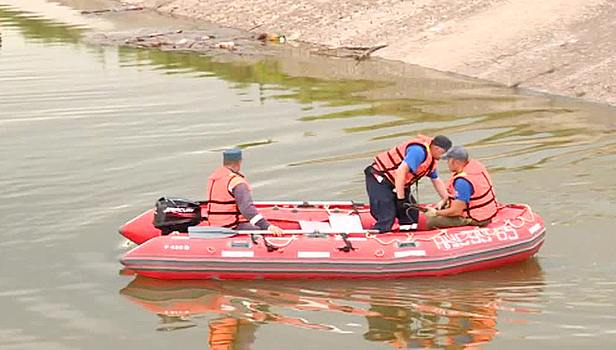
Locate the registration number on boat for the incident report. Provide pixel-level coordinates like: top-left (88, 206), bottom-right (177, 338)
top-left (164, 244), bottom-right (190, 250)
top-left (433, 226), bottom-right (519, 251)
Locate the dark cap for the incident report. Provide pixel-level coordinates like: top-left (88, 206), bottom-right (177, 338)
top-left (441, 145), bottom-right (469, 161)
top-left (223, 148), bottom-right (242, 162)
top-left (432, 135), bottom-right (452, 152)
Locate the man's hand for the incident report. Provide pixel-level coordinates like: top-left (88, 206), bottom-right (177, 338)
top-left (436, 198), bottom-right (449, 210)
top-left (424, 207), bottom-right (438, 217)
top-left (268, 224), bottom-right (284, 236)
top-left (396, 198), bottom-right (406, 213)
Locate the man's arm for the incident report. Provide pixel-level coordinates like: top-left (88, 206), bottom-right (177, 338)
top-left (232, 183), bottom-right (271, 229)
top-left (435, 178), bottom-right (472, 217)
top-left (394, 162), bottom-right (410, 200)
top-left (430, 177), bottom-right (448, 200)
top-left (436, 199), bottom-right (466, 217)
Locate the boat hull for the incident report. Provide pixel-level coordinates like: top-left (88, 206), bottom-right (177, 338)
top-left (120, 203), bottom-right (545, 280)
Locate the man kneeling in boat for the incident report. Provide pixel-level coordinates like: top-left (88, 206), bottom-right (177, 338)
top-left (425, 146), bottom-right (498, 229)
top-left (205, 148), bottom-right (284, 236)
top-left (365, 134), bottom-right (452, 232)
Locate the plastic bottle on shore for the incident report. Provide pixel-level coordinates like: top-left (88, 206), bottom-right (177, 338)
top-left (269, 34), bottom-right (286, 43)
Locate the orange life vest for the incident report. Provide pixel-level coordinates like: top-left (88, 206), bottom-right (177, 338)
top-left (206, 166), bottom-right (250, 228)
top-left (372, 134), bottom-right (437, 186)
top-left (446, 159), bottom-right (498, 222)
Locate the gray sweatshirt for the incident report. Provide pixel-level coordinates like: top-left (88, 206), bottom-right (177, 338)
top-left (231, 183), bottom-right (270, 230)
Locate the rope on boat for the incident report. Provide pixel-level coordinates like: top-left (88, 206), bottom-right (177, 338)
top-left (365, 203), bottom-right (537, 246)
top-left (256, 204), bottom-right (537, 249)
top-left (263, 235), bottom-right (297, 249)
top-left (433, 203), bottom-right (537, 244)
top-left (324, 205), bottom-right (369, 216)
top-left (269, 204), bottom-right (370, 214)
top-left (407, 229), bottom-right (451, 242)
top-left (501, 203), bottom-right (535, 229)
top-left (364, 232), bottom-right (416, 245)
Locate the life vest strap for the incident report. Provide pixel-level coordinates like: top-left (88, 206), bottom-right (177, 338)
top-left (468, 197), bottom-right (497, 210)
top-left (374, 158), bottom-right (396, 172)
top-left (207, 199), bottom-right (237, 205)
top-left (470, 187), bottom-right (492, 201)
top-left (208, 210), bottom-right (241, 215)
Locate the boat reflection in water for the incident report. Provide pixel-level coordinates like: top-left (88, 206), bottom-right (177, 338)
top-left (120, 259), bottom-right (544, 348)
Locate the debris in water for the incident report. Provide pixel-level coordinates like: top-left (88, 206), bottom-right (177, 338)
top-left (81, 5), bottom-right (144, 15)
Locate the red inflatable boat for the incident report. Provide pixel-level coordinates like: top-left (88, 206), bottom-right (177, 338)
top-left (119, 200), bottom-right (545, 280)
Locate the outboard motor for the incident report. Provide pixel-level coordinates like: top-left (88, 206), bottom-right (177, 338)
top-left (153, 197), bottom-right (202, 235)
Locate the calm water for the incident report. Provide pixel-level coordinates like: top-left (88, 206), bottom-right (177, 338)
top-left (1, 2), bottom-right (616, 349)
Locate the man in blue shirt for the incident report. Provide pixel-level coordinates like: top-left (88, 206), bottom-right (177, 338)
top-left (365, 135), bottom-right (452, 232)
top-left (425, 146), bottom-right (496, 229)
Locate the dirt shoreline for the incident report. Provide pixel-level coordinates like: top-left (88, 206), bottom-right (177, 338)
top-left (111, 0), bottom-right (616, 106)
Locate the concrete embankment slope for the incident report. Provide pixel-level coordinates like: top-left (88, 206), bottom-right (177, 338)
top-left (128, 0), bottom-right (616, 105)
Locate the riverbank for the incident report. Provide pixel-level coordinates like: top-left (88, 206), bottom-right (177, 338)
top-left (120, 0), bottom-right (616, 106)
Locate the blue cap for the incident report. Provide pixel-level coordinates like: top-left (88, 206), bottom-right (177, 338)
top-left (441, 146), bottom-right (469, 161)
top-left (223, 148), bottom-right (242, 162)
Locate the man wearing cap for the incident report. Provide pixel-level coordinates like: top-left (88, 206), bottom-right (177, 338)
top-left (365, 134), bottom-right (452, 232)
top-left (205, 149), bottom-right (284, 236)
top-left (425, 146), bottom-right (498, 229)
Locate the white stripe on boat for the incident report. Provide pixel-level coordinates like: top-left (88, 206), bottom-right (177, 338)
top-left (221, 251), bottom-right (255, 258)
top-left (394, 250), bottom-right (426, 258)
top-left (529, 223), bottom-right (541, 234)
top-left (298, 251), bottom-right (331, 258)
top-left (171, 236), bottom-right (189, 239)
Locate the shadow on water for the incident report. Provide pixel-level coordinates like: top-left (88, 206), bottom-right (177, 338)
top-left (116, 47), bottom-right (389, 105)
top-left (0, 4), bottom-right (85, 43)
top-left (112, 45), bottom-right (616, 174)
top-left (120, 259), bottom-right (545, 348)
